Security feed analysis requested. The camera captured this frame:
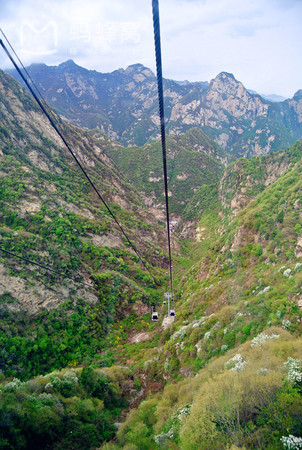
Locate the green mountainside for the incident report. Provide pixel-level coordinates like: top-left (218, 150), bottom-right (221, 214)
top-left (101, 127), bottom-right (232, 216)
top-left (104, 140), bottom-right (302, 449)
top-left (0, 69), bottom-right (168, 378)
top-left (0, 70), bottom-right (301, 449)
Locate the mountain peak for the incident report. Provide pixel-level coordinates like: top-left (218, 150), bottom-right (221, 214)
top-left (293, 89), bottom-right (302, 101)
top-left (124, 63), bottom-right (154, 78)
top-left (58, 59), bottom-right (79, 70)
top-left (208, 71), bottom-right (248, 98)
top-left (216, 71), bottom-right (236, 81)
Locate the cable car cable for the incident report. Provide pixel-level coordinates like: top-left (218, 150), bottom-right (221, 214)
top-left (0, 28), bottom-right (52, 113)
top-left (0, 247), bottom-right (95, 289)
top-left (0, 38), bottom-right (154, 280)
top-left (152, 0), bottom-right (174, 297)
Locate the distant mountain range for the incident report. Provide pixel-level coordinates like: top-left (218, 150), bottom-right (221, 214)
top-left (7, 60), bottom-right (302, 158)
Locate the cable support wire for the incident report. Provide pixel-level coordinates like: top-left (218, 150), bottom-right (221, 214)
top-left (152, 0), bottom-right (174, 297)
top-left (0, 247), bottom-right (95, 289)
top-left (0, 38), bottom-right (154, 280)
top-left (0, 28), bottom-right (52, 115)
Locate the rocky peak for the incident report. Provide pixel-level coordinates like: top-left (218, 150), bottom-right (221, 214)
top-left (208, 72), bottom-right (249, 99)
top-left (293, 89), bottom-right (302, 101)
top-left (204, 71), bottom-right (270, 124)
top-left (288, 89), bottom-right (302, 123)
top-left (124, 63), bottom-right (155, 79)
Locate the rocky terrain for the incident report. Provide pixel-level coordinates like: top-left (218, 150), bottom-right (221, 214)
top-left (8, 61), bottom-right (302, 157)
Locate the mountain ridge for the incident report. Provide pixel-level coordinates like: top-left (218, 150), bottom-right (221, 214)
top-left (7, 60), bottom-right (302, 157)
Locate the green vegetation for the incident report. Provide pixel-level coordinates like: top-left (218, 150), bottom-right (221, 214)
top-left (0, 365), bottom-right (134, 449)
top-left (0, 68), bottom-right (301, 449)
top-left (102, 127), bottom-right (230, 215)
top-left (0, 69), bottom-right (166, 384)
top-left (112, 331), bottom-right (301, 449)
top-left (0, 299), bottom-right (112, 380)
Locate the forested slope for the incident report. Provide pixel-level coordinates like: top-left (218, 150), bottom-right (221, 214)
top-left (0, 69), bottom-right (301, 449)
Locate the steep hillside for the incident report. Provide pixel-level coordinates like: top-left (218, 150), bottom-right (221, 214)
top-left (8, 61), bottom-right (302, 157)
top-left (0, 69), bottom-right (169, 379)
top-left (112, 331), bottom-right (301, 449)
top-left (102, 127), bottom-right (232, 217)
top-left (100, 141), bottom-right (302, 449)
top-left (182, 139), bottom-right (302, 223)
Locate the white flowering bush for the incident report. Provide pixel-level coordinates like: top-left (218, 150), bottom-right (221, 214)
top-left (250, 332), bottom-right (280, 347)
top-left (223, 258), bottom-right (233, 267)
top-left (221, 345), bottom-right (228, 353)
top-left (171, 325), bottom-right (188, 341)
top-left (63, 370), bottom-right (78, 382)
top-left (280, 435), bottom-right (302, 449)
top-left (3, 378), bottom-right (23, 392)
top-left (37, 392), bottom-right (63, 408)
top-left (213, 321), bottom-right (221, 330)
top-left (283, 269), bottom-right (292, 278)
top-left (192, 315), bottom-right (214, 329)
top-left (154, 429), bottom-right (174, 445)
top-left (284, 357), bottom-right (302, 384)
top-left (154, 404), bottom-right (191, 445)
top-left (225, 354), bottom-right (246, 373)
top-left (164, 358), bottom-right (169, 372)
top-left (257, 286), bottom-right (271, 296)
top-left (192, 317), bottom-right (206, 328)
top-left (282, 319), bottom-right (292, 330)
top-left (204, 331), bottom-right (211, 340)
top-left (44, 382), bottom-right (53, 392)
top-left (50, 371), bottom-right (79, 396)
top-left (171, 404), bottom-right (191, 421)
top-left (294, 263), bottom-right (302, 272)
top-left (38, 392), bottom-right (54, 401)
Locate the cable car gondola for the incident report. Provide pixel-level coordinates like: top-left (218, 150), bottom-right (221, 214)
top-left (152, 311), bottom-right (159, 321)
top-left (151, 305), bottom-right (159, 321)
top-left (170, 309), bottom-right (175, 317)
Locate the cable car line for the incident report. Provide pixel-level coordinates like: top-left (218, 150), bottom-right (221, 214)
top-left (0, 38), bottom-right (155, 281)
top-left (0, 28), bottom-right (52, 115)
top-left (152, 0), bottom-right (174, 300)
top-left (0, 247), bottom-right (95, 290)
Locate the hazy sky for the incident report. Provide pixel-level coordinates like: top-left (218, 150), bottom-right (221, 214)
top-left (0, 0), bottom-right (301, 98)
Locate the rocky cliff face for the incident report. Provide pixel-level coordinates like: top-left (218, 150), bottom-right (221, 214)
top-left (218, 140), bottom-right (302, 215)
top-left (177, 138), bottom-right (302, 241)
top-left (8, 61), bottom-right (302, 157)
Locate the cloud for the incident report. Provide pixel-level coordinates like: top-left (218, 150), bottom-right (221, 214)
top-left (0, 0), bottom-right (301, 98)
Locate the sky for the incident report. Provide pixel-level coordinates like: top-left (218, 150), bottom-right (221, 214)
top-left (0, 0), bottom-right (302, 99)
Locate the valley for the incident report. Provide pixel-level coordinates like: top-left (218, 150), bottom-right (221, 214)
top-left (0, 60), bottom-right (301, 450)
